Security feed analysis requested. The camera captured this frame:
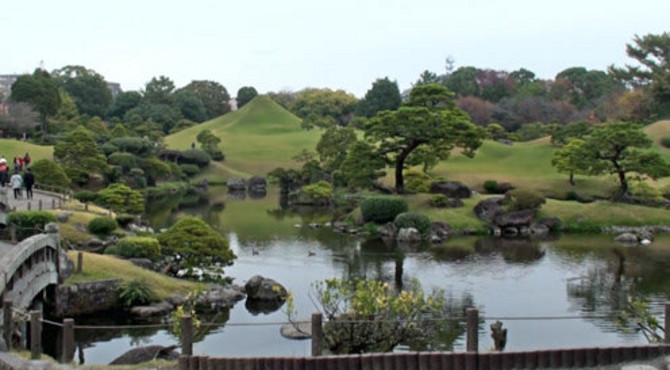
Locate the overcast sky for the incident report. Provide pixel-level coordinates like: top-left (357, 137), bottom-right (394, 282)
top-left (2, 0), bottom-right (668, 97)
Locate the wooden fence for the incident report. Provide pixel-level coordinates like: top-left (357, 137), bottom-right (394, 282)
top-left (177, 345), bottom-right (670, 370)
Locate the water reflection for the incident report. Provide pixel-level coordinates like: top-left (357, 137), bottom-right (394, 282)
top-left (62, 187), bottom-right (670, 364)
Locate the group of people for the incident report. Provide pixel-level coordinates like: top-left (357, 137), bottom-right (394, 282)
top-left (0, 153), bottom-right (34, 200)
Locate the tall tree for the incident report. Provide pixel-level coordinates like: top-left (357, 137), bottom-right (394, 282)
top-left (414, 70), bottom-right (440, 86)
top-left (356, 77), bottom-right (402, 118)
top-left (52, 65), bottom-right (112, 118)
top-left (143, 76), bottom-right (175, 105)
top-left (236, 86), bottom-right (258, 108)
top-left (292, 88), bottom-right (358, 128)
top-left (107, 91), bottom-right (142, 119)
top-left (0, 102), bottom-right (39, 137)
top-left (316, 126), bottom-right (357, 171)
top-left (553, 122), bottom-right (669, 197)
top-left (444, 66), bottom-right (479, 97)
top-left (10, 69), bottom-right (61, 132)
top-left (363, 84), bottom-right (484, 193)
top-left (53, 126), bottom-right (109, 186)
top-left (610, 32), bottom-right (670, 118)
top-left (174, 90), bottom-right (207, 123)
top-left (179, 80), bottom-right (230, 119)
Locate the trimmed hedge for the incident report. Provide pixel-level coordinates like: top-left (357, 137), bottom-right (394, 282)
top-left (105, 237), bottom-right (161, 261)
top-left (7, 211), bottom-right (58, 240)
top-left (361, 196), bottom-right (408, 224)
top-left (74, 190), bottom-right (99, 203)
top-left (504, 189), bottom-right (546, 211)
top-left (394, 212), bottom-right (431, 235)
top-left (87, 217), bottom-right (118, 236)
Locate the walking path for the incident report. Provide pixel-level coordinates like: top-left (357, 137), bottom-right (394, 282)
top-left (4, 189), bottom-right (63, 211)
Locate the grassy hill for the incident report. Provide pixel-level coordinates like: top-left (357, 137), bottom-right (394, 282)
top-left (0, 139), bottom-right (53, 164)
top-left (164, 96), bottom-right (323, 180)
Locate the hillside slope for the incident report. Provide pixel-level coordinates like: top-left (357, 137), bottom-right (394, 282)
top-left (165, 96), bottom-right (323, 179)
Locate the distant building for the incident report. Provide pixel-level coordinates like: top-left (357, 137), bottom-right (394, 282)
top-left (107, 82), bottom-right (122, 99)
top-left (229, 98), bottom-right (238, 111)
top-left (0, 74), bottom-right (19, 102)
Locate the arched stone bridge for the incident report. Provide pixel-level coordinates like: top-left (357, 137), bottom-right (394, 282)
top-left (0, 225), bottom-right (62, 310)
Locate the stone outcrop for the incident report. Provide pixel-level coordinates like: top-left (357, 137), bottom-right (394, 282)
top-left (397, 227), bottom-right (422, 244)
top-left (245, 275), bottom-right (288, 301)
top-left (494, 209), bottom-right (535, 228)
top-left (248, 176), bottom-right (267, 193)
top-left (474, 197), bottom-right (504, 222)
top-left (227, 178), bottom-right (247, 191)
top-left (430, 181), bottom-right (472, 199)
top-left (55, 279), bottom-right (122, 317)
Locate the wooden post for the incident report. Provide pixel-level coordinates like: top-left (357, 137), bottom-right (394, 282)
top-left (84, 203), bottom-right (89, 211)
top-left (181, 316), bottom-right (193, 356)
top-left (27, 202), bottom-right (31, 210)
top-left (59, 197), bottom-right (62, 208)
top-left (466, 308), bottom-right (478, 352)
top-left (38, 199), bottom-right (42, 211)
top-left (52, 199), bottom-right (55, 209)
top-left (76, 252), bottom-right (83, 274)
top-left (30, 311), bottom-right (41, 360)
top-left (10, 224), bottom-right (16, 244)
top-left (3, 300), bottom-right (12, 351)
top-left (665, 303), bottom-right (670, 343)
top-left (61, 319), bottom-right (74, 364)
top-left (178, 356), bottom-right (189, 370)
top-left (311, 312), bottom-right (323, 357)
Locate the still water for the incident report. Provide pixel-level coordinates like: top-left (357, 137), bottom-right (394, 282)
top-left (52, 188), bottom-right (670, 364)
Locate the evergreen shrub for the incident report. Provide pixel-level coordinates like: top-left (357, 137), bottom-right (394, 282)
top-left (105, 236), bottom-right (161, 260)
top-left (74, 190), bottom-right (99, 203)
top-left (404, 169), bottom-right (431, 193)
top-left (361, 196), bottom-right (408, 224)
top-left (393, 212), bottom-right (431, 235)
top-left (179, 164), bottom-right (200, 177)
top-left (87, 217), bottom-right (118, 236)
top-left (483, 180), bottom-right (499, 194)
top-left (504, 189), bottom-right (546, 211)
top-left (429, 194), bottom-right (449, 208)
top-left (7, 211), bottom-right (58, 240)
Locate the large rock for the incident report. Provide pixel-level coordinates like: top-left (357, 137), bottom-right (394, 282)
top-left (198, 285), bottom-right (246, 308)
top-left (130, 302), bottom-right (173, 317)
top-left (429, 181), bottom-right (472, 199)
top-left (494, 209), bottom-right (535, 228)
top-left (430, 221), bottom-right (451, 244)
top-left (248, 176), bottom-right (267, 193)
top-left (109, 345), bottom-right (179, 365)
top-left (245, 275), bottom-right (288, 301)
top-left (473, 197), bottom-right (504, 222)
top-left (614, 232), bottom-right (638, 244)
top-left (397, 227), bottom-right (422, 244)
top-left (227, 178), bottom-right (247, 191)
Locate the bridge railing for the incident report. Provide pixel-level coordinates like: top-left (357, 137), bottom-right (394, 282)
top-left (33, 183), bottom-right (73, 201)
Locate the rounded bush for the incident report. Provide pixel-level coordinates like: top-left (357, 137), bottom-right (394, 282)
top-left (6, 211), bottom-right (58, 240)
top-left (87, 217), bottom-right (118, 236)
top-left (105, 236), bottom-right (161, 261)
top-left (661, 137), bottom-right (670, 149)
top-left (483, 180), bottom-right (499, 194)
top-left (404, 169), bottom-right (431, 193)
top-left (179, 164), bottom-right (200, 177)
top-left (429, 194), bottom-right (449, 208)
top-left (504, 189), bottom-right (546, 211)
top-left (74, 190), bottom-right (99, 203)
top-left (108, 152), bottom-right (138, 171)
top-left (180, 149), bottom-right (211, 168)
top-left (360, 196), bottom-right (408, 224)
top-left (394, 212), bottom-right (431, 235)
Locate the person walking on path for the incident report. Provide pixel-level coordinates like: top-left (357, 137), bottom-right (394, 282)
top-left (10, 170), bottom-right (22, 199)
top-left (23, 168), bottom-right (34, 199)
top-left (23, 152), bottom-right (30, 167)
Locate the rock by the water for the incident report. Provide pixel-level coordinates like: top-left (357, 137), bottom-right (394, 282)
top-left (430, 221), bottom-right (450, 243)
top-left (615, 232), bottom-right (639, 244)
top-left (198, 285), bottom-right (246, 308)
top-left (429, 181), bottom-right (472, 199)
top-left (109, 345), bottom-right (179, 365)
top-left (538, 217), bottom-right (561, 232)
top-left (245, 275), bottom-right (288, 301)
top-left (248, 176), bottom-right (267, 193)
top-left (528, 223), bottom-right (550, 236)
top-left (164, 294), bottom-right (187, 307)
top-left (130, 301), bottom-right (173, 317)
top-left (397, 227), bottom-right (422, 244)
top-left (494, 209), bottom-right (535, 228)
top-left (474, 197), bottom-right (504, 222)
top-left (227, 178), bottom-right (247, 191)
top-left (280, 320), bottom-right (312, 340)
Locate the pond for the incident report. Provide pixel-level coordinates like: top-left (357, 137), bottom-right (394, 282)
top-left (46, 187), bottom-right (670, 364)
